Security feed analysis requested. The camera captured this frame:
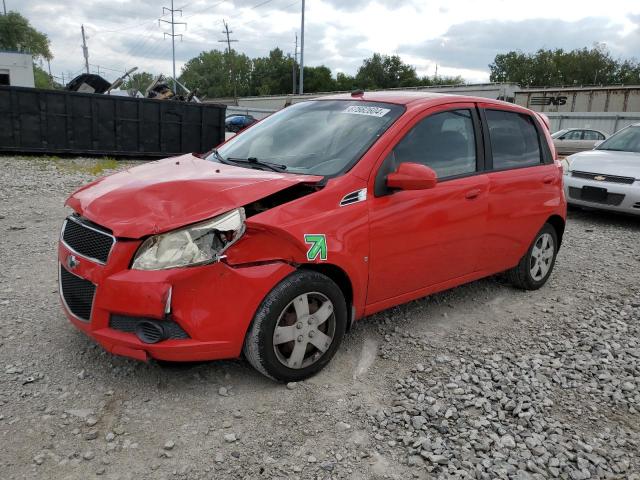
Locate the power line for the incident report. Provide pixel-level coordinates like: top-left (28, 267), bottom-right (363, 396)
top-left (234, 0), bottom-right (300, 29)
top-left (160, 0), bottom-right (187, 92)
top-left (219, 19), bottom-right (239, 101)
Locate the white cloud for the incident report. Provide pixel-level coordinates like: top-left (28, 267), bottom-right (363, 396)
top-left (10, 0), bottom-right (640, 84)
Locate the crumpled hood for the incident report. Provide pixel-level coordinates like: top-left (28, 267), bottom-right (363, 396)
top-left (66, 154), bottom-right (322, 238)
top-left (568, 150), bottom-right (640, 179)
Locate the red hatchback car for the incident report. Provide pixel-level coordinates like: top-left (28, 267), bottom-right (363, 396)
top-left (59, 92), bottom-right (566, 381)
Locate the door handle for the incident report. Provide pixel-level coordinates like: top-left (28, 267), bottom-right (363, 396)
top-left (543, 175), bottom-right (555, 185)
top-left (465, 188), bottom-right (481, 199)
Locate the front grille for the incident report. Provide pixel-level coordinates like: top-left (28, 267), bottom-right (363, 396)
top-left (571, 171), bottom-right (636, 184)
top-left (62, 216), bottom-right (114, 264)
top-left (60, 266), bottom-right (96, 321)
top-left (568, 187), bottom-right (625, 206)
top-left (109, 315), bottom-right (190, 340)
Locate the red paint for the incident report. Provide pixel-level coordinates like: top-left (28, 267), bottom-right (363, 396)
top-left (59, 92), bottom-right (566, 363)
top-left (386, 163), bottom-right (438, 190)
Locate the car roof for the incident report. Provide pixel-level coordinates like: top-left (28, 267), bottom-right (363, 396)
top-left (319, 90), bottom-right (517, 108)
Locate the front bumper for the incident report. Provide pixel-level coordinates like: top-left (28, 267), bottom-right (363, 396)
top-left (58, 240), bottom-right (294, 362)
top-left (564, 175), bottom-right (640, 215)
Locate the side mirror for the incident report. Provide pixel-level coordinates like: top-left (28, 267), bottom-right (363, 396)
top-left (594, 140), bottom-right (604, 148)
top-left (386, 163), bottom-right (437, 191)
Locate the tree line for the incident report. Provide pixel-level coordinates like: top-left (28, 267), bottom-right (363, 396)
top-left (178, 49), bottom-right (463, 98)
top-left (490, 46), bottom-right (640, 86)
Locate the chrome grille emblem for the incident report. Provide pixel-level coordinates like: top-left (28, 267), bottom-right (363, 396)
top-left (593, 175), bottom-right (606, 181)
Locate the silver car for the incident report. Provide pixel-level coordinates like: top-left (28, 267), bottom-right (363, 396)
top-left (552, 128), bottom-right (607, 155)
top-left (564, 123), bottom-right (640, 215)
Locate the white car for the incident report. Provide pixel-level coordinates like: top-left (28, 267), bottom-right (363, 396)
top-left (564, 123), bottom-right (640, 215)
top-left (552, 128), bottom-right (607, 155)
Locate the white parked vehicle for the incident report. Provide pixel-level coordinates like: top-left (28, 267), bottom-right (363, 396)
top-left (552, 128), bottom-right (607, 155)
top-left (564, 123), bottom-right (640, 215)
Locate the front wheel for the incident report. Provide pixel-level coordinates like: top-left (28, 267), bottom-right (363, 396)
top-left (507, 223), bottom-right (558, 290)
top-left (243, 270), bottom-right (347, 382)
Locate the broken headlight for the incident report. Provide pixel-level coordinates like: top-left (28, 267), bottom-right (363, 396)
top-left (131, 209), bottom-right (246, 271)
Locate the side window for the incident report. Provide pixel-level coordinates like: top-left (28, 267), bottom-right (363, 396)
top-left (486, 110), bottom-right (542, 170)
top-left (565, 130), bottom-right (583, 140)
top-left (583, 130), bottom-right (601, 141)
top-left (392, 109), bottom-right (477, 178)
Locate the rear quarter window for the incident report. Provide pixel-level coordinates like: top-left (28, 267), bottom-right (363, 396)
top-left (486, 110), bottom-right (543, 170)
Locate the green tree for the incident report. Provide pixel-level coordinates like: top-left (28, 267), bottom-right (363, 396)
top-left (251, 48), bottom-right (295, 95)
top-left (489, 46), bottom-right (640, 86)
top-left (335, 72), bottom-right (357, 91)
top-left (33, 64), bottom-right (52, 88)
top-left (0, 11), bottom-right (52, 60)
top-left (355, 53), bottom-right (420, 89)
top-left (121, 71), bottom-right (155, 93)
top-left (180, 49), bottom-right (252, 98)
top-left (302, 65), bottom-right (335, 92)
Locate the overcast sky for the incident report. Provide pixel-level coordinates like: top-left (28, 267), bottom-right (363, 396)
top-left (11, 0), bottom-right (640, 84)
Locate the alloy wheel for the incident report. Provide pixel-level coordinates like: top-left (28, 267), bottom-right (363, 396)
top-left (530, 233), bottom-right (555, 281)
top-left (272, 292), bottom-right (336, 369)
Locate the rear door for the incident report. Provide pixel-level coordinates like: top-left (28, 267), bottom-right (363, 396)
top-left (558, 130), bottom-right (583, 153)
top-left (580, 130), bottom-right (605, 151)
top-left (478, 105), bottom-right (560, 273)
top-left (366, 103), bottom-right (489, 305)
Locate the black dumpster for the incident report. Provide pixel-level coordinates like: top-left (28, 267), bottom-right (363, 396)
top-left (0, 86), bottom-right (226, 157)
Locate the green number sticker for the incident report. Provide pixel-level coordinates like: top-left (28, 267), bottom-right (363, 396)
top-left (304, 234), bottom-right (327, 261)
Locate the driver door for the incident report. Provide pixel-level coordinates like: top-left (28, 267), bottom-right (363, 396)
top-left (366, 103), bottom-right (489, 306)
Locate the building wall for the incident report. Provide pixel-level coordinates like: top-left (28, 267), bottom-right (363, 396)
top-left (0, 52), bottom-right (35, 88)
top-left (545, 112), bottom-right (640, 135)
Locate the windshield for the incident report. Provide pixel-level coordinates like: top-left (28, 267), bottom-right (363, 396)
top-left (551, 129), bottom-right (568, 139)
top-left (596, 126), bottom-right (640, 153)
top-left (209, 100), bottom-right (405, 176)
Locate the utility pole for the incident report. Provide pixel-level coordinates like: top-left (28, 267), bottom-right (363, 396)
top-left (292, 33), bottom-right (298, 94)
top-left (160, 0), bottom-right (186, 93)
top-left (2, 0), bottom-right (6, 15)
top-left (299, 0), bottom-right (305, 94)
top-left (81, 25), bottom-right (90, 74)
top-left (218, 20), bottom-right (239, 103)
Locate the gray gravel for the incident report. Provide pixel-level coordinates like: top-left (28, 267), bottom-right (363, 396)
top-left (0, 156), bottom-right (639, 479)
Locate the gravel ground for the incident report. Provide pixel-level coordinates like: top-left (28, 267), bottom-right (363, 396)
top-left (0, 156), bottom-right (639, 480)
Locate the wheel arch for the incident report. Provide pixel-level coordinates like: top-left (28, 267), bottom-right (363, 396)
top-left (546, 215), bottom-right (566, 248)
top-left (298, 263), bottom-right (355, 330)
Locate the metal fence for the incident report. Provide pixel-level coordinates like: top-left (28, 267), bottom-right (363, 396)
top-left (0, 86), bottom-right (227, 157)
top-left (544, 112), bottom-right (640, 135)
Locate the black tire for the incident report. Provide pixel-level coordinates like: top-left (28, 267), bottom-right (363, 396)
top-left (507, 223), bottom-right (558, 290)
top-left (243, 270), bottom-right (347, 382)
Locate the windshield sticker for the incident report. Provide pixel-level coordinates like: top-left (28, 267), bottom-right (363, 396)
top-left (304, 234), bottom-right (328, 261)
top-left (343, 105), bottom-right (390, 118)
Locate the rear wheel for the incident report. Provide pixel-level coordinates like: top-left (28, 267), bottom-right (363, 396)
top-left (243, 270), bottom-right (347, 382)
top-left (507, 223), bottom-right (558, 290)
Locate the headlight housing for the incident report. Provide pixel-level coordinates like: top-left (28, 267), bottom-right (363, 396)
top-left (131, 208), bottom-right (246, 271)
top-left (562, 156), bottom-right (573, 176)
